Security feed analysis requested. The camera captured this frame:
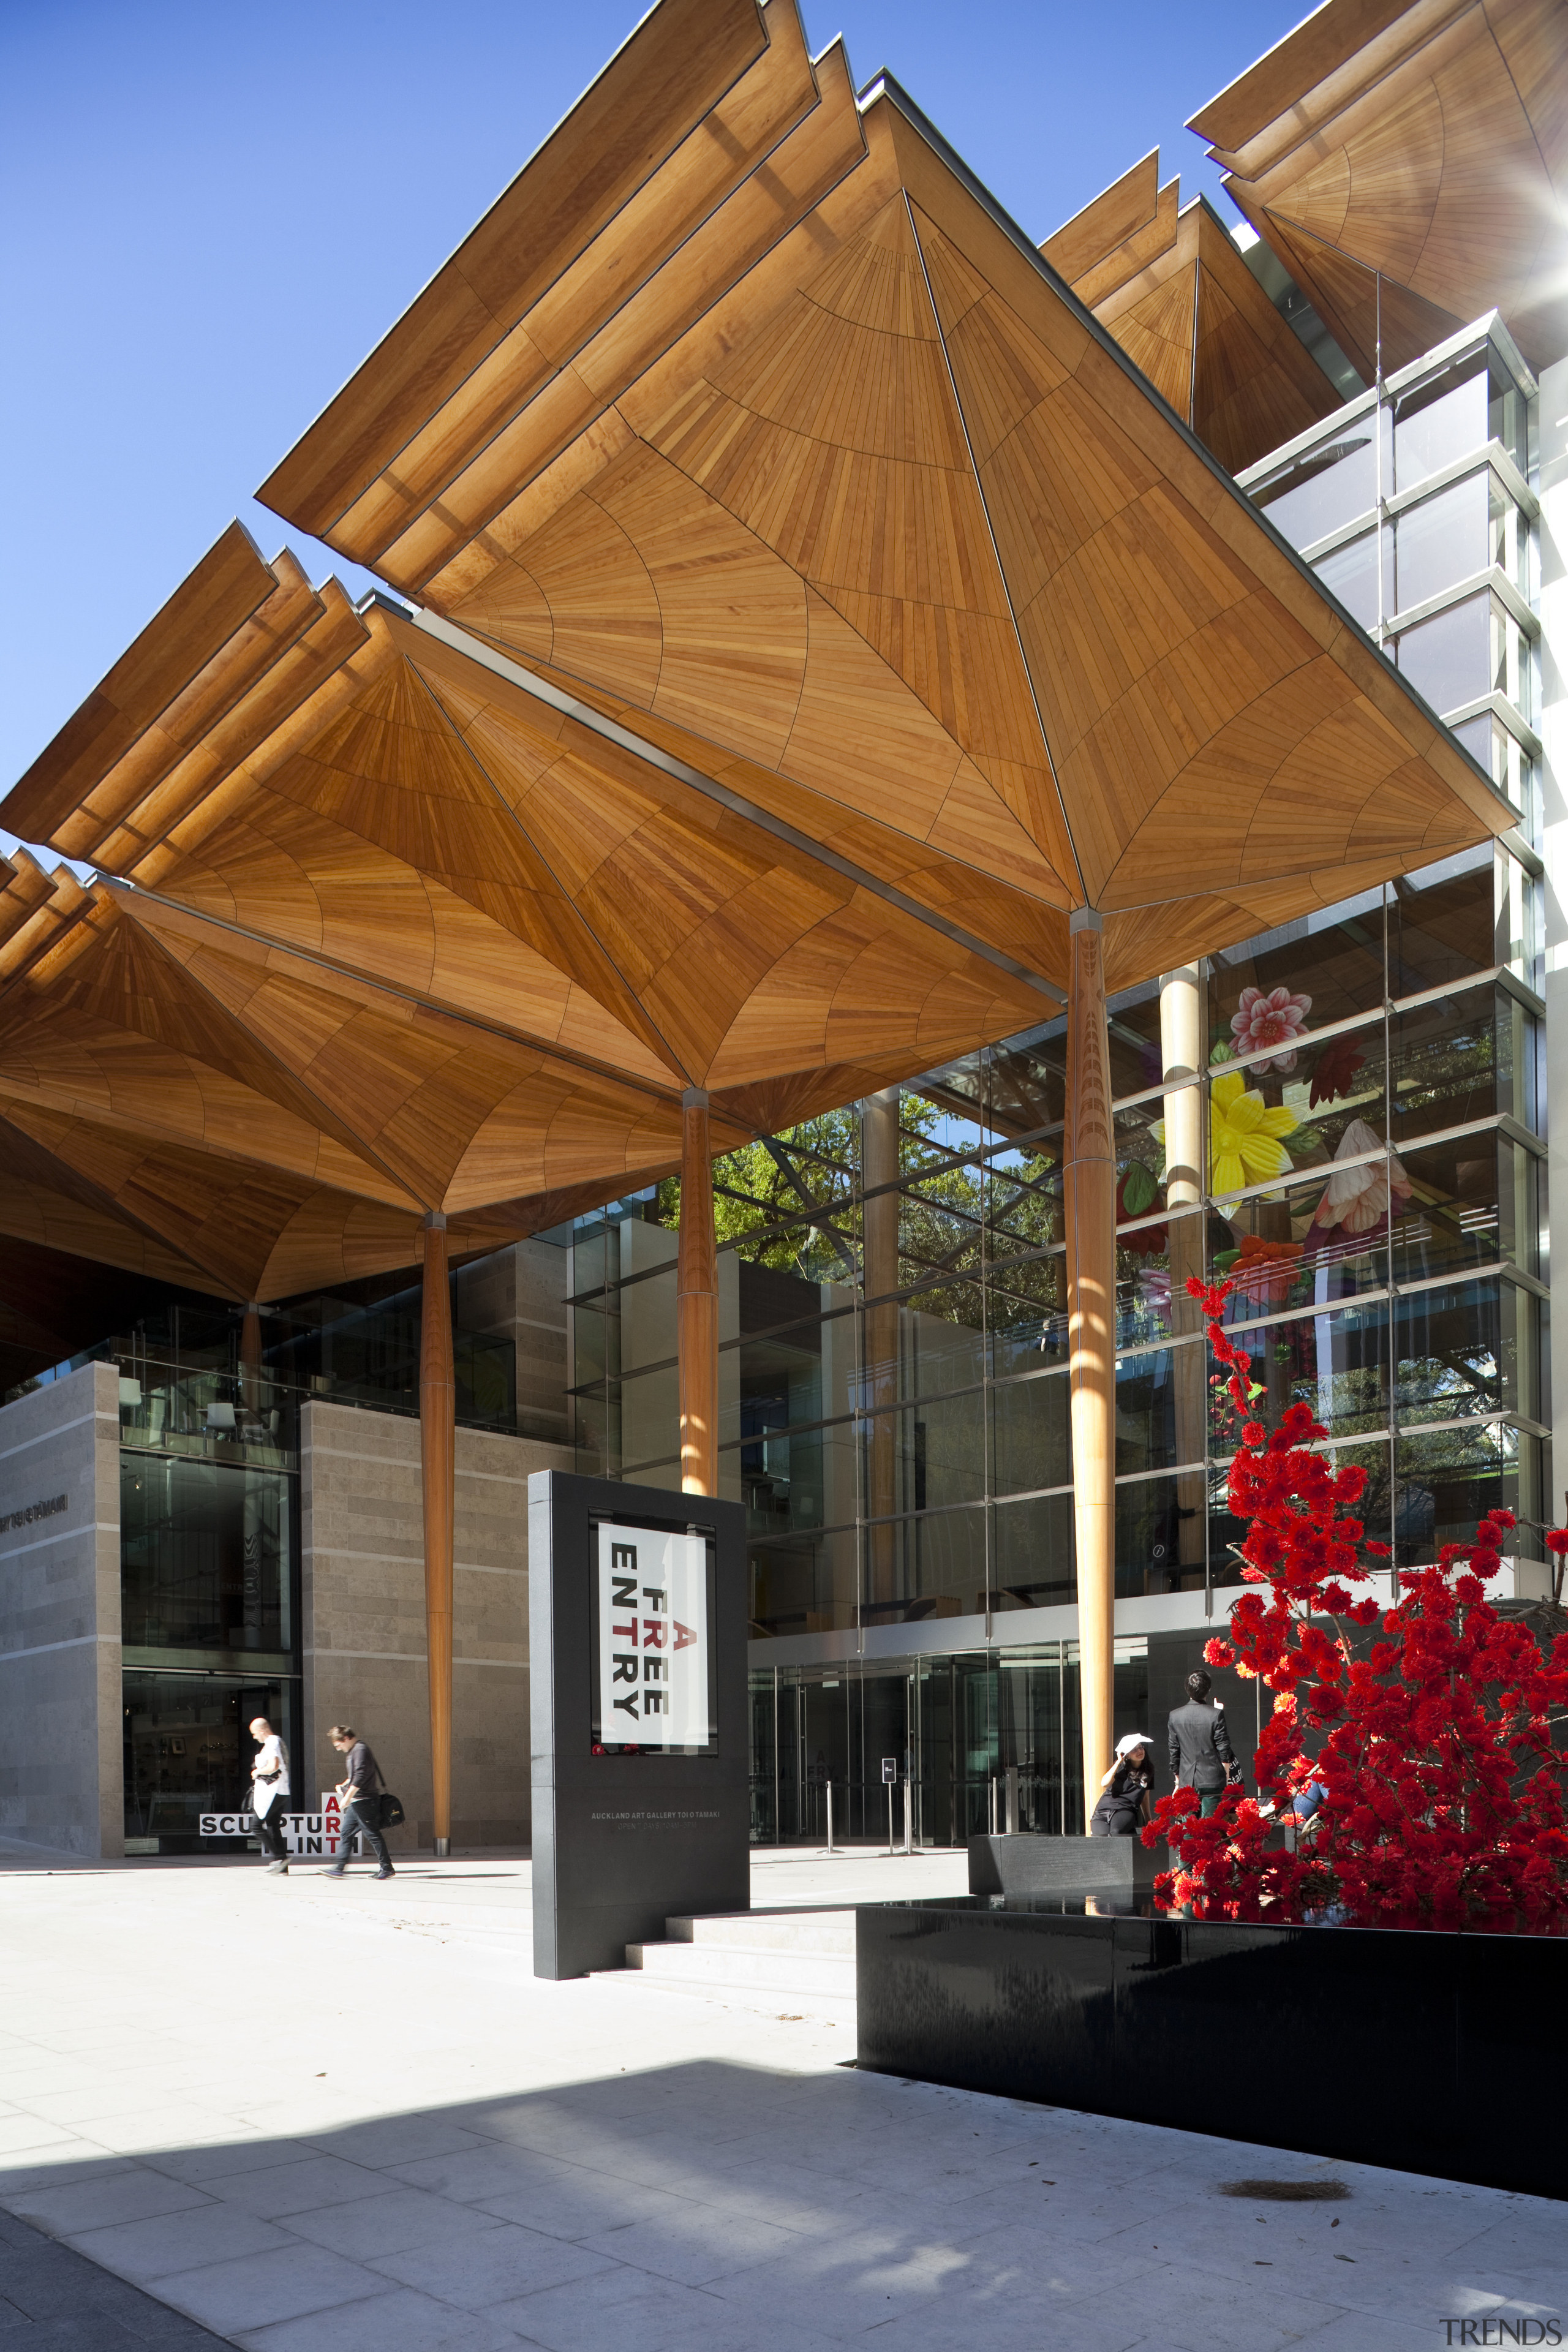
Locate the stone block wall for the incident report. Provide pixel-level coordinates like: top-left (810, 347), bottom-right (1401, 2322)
top-left (0, 1362), bottom-right (122, 1856)
top-left (300, 1400), bottom-right (571, 1849)
top-left (451, 1238), bottom-right (571, 1446)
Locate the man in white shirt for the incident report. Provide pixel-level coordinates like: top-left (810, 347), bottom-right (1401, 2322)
top-left (249, 1716), bottom-right (291, 1874)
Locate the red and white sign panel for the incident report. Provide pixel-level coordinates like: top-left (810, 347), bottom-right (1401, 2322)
top-left (597, 1521), bottom-right (709, 1749)
top-left (199, 1792), bottom-right (364, 1854)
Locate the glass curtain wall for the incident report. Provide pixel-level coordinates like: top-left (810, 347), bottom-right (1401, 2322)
top-left (117, 1305), bottom-right (303, 1853)
top-left (1242, 318), bottom-right (1540, 831)
top-left (570, 834), bottom-right (1546, 1633)
top-left (567, 309), bottom-right (1545, 1642)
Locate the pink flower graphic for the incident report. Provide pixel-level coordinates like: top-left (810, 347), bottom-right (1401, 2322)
top-left (1231, 984), bottom-right (1313, 1072)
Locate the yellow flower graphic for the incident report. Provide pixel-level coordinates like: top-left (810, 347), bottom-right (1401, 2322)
top-left (1207, 1071), bottom-right (1298, 1195)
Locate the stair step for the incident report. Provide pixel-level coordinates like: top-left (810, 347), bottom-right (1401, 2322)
top-left (624, 1943), bottom-right (855, 1997)
top-left (664, 1909), bottom-right (855, 1955)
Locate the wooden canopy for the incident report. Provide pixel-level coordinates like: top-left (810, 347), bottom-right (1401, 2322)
top-left (0, 524), bottom-right (1057, 1299)
top-left (1190, 0), bottom-right (1568, 377)
top-left (1041, 154), bottom-right (1344, 474)
top-left (0, 852), bottom-right (672, 1302)
top-left (257, 0), bottom-right (1512, 995)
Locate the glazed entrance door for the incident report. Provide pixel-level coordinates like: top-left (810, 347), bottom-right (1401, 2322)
top-left (752, 1667), bottom-right (916, 1842)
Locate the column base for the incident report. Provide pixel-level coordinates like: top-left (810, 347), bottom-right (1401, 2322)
top-left (434, 1836), bottom-right (451, 1858)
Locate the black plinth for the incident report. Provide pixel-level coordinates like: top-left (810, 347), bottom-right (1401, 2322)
top-left (528, 1471), bottom-right (748, 1978)
top-left (968, 1833), bottom-right (1158, 1897)
top-left (857, 1898), bottom-right (1568, 2200)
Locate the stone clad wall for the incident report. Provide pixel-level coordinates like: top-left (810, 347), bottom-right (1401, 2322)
top-left (300, 1401), bottom-right (571, 1848)
top-left (451, 1238), bottom-right (572, 1446)
top-left (0, 1362), bottom-right (122, 1856)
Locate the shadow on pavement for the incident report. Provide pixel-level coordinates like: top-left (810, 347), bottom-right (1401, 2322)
top-left (0, 2059), bottom-right (1558, 2350)
top-left (0, 2201), bottom-right (230, 2347)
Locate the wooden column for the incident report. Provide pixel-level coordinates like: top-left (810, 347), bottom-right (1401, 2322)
top-left (677, 1090), bottom-right (718, 1496)
top-left (420, 1213), bottom-right (455, 1856)
top-left (1065, 910), bottom-right (1116, 1825)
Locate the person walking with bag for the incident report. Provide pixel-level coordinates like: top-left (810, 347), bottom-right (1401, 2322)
top-left (249, 1716), bottom-right (292, 1875)
top-left (323, 1725), bottom-right (395, 1880)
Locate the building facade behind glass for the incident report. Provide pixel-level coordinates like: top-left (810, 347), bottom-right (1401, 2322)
top-left (0, 293), bottom-right (1559, 1858)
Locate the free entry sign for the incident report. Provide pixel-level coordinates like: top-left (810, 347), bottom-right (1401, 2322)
top-left (595, 1521), bottom-right (710, 1750)
top-left (529, 1471), bottom-right (746, 1977)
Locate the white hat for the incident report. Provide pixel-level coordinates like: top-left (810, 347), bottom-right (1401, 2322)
top-left (1116, 1732), bottom-right (1152, 1754)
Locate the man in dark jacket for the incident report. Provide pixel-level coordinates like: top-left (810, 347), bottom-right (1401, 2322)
top-left (323, 1725), bottom-right (394, 1879)
top-left (1167, 1669), bottom-right (1238, 1817)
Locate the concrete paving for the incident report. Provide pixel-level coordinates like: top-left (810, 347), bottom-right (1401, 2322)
top-left (0, 2201), bottom-right (232, 2346)
top-left (0, 1843), bottom-right (1559, 2350)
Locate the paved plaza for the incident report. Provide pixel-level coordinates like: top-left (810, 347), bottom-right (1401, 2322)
top-left (0, 1845), bottom-right (1560, 2351)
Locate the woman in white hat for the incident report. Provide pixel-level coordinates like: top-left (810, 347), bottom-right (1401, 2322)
top-left (1088, 1732), bottom-right (1153, 1838)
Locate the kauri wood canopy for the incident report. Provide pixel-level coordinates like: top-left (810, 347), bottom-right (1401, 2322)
top-left (1189, 0), bottom-right (1568, 378)
top-left (258, 0), bottom-right (1511, 992)
top-left (1041, 153), bottom-right (1344, 475)
top-left (1, 524), bottom-right (1055, 1304)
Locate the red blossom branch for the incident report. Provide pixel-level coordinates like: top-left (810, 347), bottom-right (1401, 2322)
top-left (1141, 1276), bottom-right (1568, 1933)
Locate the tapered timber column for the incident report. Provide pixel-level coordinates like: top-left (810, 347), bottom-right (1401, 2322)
top-left (1065, 910), bottom-right (1116, 1825)
top-left (421, 1213), bottom-right (455, 1856)
top-left (677, 1090), bottom-right (718, 1496)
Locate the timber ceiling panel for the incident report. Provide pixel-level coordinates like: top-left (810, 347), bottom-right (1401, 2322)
top-left (242, 8), bottom-right (1507, 1010)
top-left (1043, 161), bottom-right (1346, 472)
top-left (0, 865), bottom-right (721, 1299)
top-left (1189, 0), bottom-right (1568, 373)
top-left (6, 543), bottom-right (1052, 1103)
top-left (0, 559), bottom-right (1052, 1294)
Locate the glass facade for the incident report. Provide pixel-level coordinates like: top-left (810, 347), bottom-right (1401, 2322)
top-left (1245, 322), bottom-right (1540, 835)
top-left (116, 1305), bottom-right (303, 1852)
top-left (568, 314), bottom-right (1545, 1679)
top-left (570, 840), bottom-right (1546, 1645)
top-left (2, 1248), bottom-right (571, 1853)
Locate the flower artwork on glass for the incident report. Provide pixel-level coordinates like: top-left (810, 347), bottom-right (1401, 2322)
top-left (1223, 1232), bottom-right (1304, 1313)
top-left (1206, 1072), bottom-right (1300, 1195)
top-left (1143, 1275), bottom-right (1568, 1935)
top-left (1231, 986), bottom-right (1312, 1072)
top-left (1308, 1033), bottom-right (1368, 1109)
top-left (1117, 1161), bottom-right (1166, 1254)
top-left (1302, 1119), bottom-right (1411, 1252)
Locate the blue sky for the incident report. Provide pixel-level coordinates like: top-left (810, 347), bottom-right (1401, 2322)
top-left (0, 0), bottom-right (1308, 842)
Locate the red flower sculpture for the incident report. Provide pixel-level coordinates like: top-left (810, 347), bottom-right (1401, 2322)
top-left (1143, 1276), bottom-right (1568, 1933)
top-left (1308, 1034), bottom-right (1367, 1109)
top-left (1229, 1231), bottom-right (1303, 1310)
